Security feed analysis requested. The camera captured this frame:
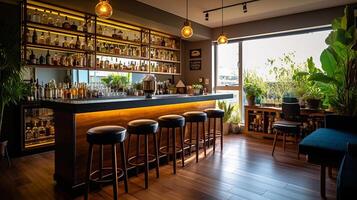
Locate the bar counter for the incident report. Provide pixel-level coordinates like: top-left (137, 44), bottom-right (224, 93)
top-left (45, 93), bottom-right (233, 191)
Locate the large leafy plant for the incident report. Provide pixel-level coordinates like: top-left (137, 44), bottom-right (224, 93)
top-left (101, 74), bottom-right (130, 91)
top-left (217, 101), bottom-right (235, 123)
top-left (305, 8), bottom-right (357, 116)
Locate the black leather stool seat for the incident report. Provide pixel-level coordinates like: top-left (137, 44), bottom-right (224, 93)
top-left (87, 125), bottom-right (127, 144)
top-left (183, 111), bottom-right (207, 122)
top-left (204, 108), bottom-right (224, 118)
top-left (158, 115), bottom-right (185, 128)
top-left (128, 119), bottom-right (158, 134)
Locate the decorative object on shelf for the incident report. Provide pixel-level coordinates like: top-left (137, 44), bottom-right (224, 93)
top-left (190, 49), bottom-right (201, 59)
top-left (243, 72), bottom-right (266, 106)
top-left (176, 80), bottom-right (186, 94)
top-left (217, 0), bottom-right (228, 45)
top-left (189, 60), bottom-right (201, 70)
top-left (142, 74), bottom-right (157, 98)
top-left (181, 0), bottom-right (193, 38)
top-left (192, 84), bottom-right (203, 95)
top-left (95, 0), bottom-right (113, 19)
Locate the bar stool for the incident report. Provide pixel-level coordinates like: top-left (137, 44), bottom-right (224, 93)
top-left (85, 125), bottom-right (128, 200)
top-left (183, 111), bottom-right (207, 163)
top-left (204, 108), bottom-right (225, 152)
top-left (158, 114), bottom-right (185, 174)
top-left (126, 119), bottom-right (159, 189)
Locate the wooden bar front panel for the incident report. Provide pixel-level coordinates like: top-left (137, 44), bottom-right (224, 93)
top-left (55, 100), bottom-right (215, 189)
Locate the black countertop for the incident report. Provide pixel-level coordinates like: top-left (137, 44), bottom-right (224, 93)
top-left (42, 93), bottom-right (233, 113)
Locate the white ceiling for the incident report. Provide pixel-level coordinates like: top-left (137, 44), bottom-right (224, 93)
top-left (136, 0), bottom-right (357, 28)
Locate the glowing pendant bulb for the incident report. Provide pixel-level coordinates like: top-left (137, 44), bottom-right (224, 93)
top-left (217, 33), bottom-right (228, 44)
top-left (95, 0), bottom-right (113, 19)
top-left (181, 21), bottom-right (193, 38)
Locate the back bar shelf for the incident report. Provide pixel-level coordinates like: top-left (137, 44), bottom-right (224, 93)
top-left (21, 0), bottom-right (182, 75)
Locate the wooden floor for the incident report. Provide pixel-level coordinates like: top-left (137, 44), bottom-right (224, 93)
top-left (0, 135), bottom-right (337, 200)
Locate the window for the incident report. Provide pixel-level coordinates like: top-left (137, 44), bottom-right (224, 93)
top-left (214, 28), bottom-right (331, 123)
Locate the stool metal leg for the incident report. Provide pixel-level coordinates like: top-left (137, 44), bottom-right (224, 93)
top-left (144, 134), bottom-right (149, 189)
top-left (153, 133), bottom-right (160, 178)
top-left (136, 135), bottom-right (140, 176)
top-left (180, 127), bottom-right (185, 167)
top-left (172, 127), bottom-right (177, 174)
top-left (189, 122), bottom-right (193, 155)
top-left (126, 134), bottom-right (131, 163)
top-left (220, 117), bottom-right (223, 151)
top-left (207, 118), bottom-right (211, 148)
top-left (120, 142), bottom-right (129, 193)
top-left (99, 145), bottom-right (104, 180)
top-left (158, 127), bottom-right (162, 153)
top-left (213, 118), bottom-right (217, 153)
top-left (166, 128), bottom-right (170, 162)
top-left (111, 144), bottom-right (118, 200)
top-left (85, 143), bottom-right (93, 200)
top-left (202, 122), bottom-right (206, 157)
top-left (196, 122), bottom-right (199, 163)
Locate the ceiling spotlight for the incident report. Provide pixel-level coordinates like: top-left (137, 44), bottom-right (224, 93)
top-left (243, 3), bottom-right (247, 13)
top-left (205, 12), bottom-right (209, 21)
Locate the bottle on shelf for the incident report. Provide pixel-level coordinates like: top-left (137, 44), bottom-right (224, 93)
top-left (75, 36), bottom-right (80, 49)
top-left (54, 34), bottom-right (59, 46)
top-left (47, 11), bottom-right (54, 26)
top-left (97, 25), bottom-right (103, 35)
top-left (63, 36), bottom-right (69, 48)
top-left (62, 16), bottom-right (71, 29)
top-left (45, 32), bottom-right (51, 45)
top-left (29, 50), bottom-right (36, 64)
top-left (55, 13), bottom-right (62, 27)
top-left (33, 9), bottom-right (41, 23)
top-left (32, 29), bottom-right (38, 44)
top-left (42, 10), bottom-right (48, 24)
top-left (46, 50), bottom-right (51, 65)
top-left (39, 54), bottom-right (45, 64)
top-left (70, 21), bottom-right (78, 31)
top-left (39, 32), bottom-right (45, 44)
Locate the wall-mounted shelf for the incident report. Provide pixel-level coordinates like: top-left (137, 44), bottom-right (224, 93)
top-left (21, 0), bottom-right (182, 75)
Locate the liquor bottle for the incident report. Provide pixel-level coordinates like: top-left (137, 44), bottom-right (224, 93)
top-left (87, 39), bottom-right (94, 51)
top-left (25, 127), bottom-right (33, 141)
top-left (29, 50), bottom-right (36, 64)
top-left (39, 54), bottom-right (45, 64)
top-left (118, 30), bottom-right (123, 40)
top-left (80, 38), bottom-right (86, 50)
top-left (97, 25), bottom-right (103, 35)
top-left (47, 11), bottom-right (54, 25)
top-left (39, 82), bottom-right (45, 99)
top-left (112, 28), bottom-right (118, 38)
top-left (33, 9), bottom-right (41, 23)
top-left (52, 52), bottom-right (59, 65)
top-left (31, 80), bottom-right (38, 100)
top-left (161, 37), bottom-right (165, 46)
top-left (39, 32), bottom-right (45, 44)
top-left (63, 36), bottom-right (69, 48)
top-left (75, 36), bottom-right (80, 49)
top-left (42, 10), bottom-right (48, 24)
top-left (46, 50), bottom-right (51, 65)
top-left (62, 16), bottom-right (71, 29)
top-left (32, 29), bottom-right (38, 44)
top-left (25, 28), bottom-right (31, 44)
top-left (45, 32), bottom-right (51, 45)
top-left (82, 21), bottom-right (88, 32)
top-left (38, 121), bottom-right (46, 136)
top-left (55, 13), bottom-right (62, 27)
top-left (54, 34), bottom-right (59, 46)
top-left (70, 21), bottom-right (78, 31)
top-left (69, 37), bottom-right (75, 48)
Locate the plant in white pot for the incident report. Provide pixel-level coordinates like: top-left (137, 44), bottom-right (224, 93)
top-left (192, 84), bottom-right (203, 95)
top-left (0, 43), bottom-right (26, 166)
top-left (217, 101), bottom-right (235, 135)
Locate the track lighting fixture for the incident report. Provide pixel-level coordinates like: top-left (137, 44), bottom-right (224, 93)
top-left (205, 12), bottom-right (209, 21)
top-left (243, 3), bottom-right (247, 13)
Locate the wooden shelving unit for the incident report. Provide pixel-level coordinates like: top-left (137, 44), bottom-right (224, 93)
top-left (21, 0), bottom-right (182, 75)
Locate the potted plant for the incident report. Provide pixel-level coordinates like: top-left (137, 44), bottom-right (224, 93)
top-left (243, 72), bottom-right (266, 106)
top-left (0, 43), bottom-right (26, 162)
top-left (302, 86), bottom-right (324, 109)
top-left (132, 82), bottom-right (143, 96)
top-left (217, 101), bottom-right (235, 134)
top-left (230, 108), bottom-right (242, 134)
top-left (192, 84), bottom-right (203, 95)
top-left (301, 8), bottom-right (357, 116)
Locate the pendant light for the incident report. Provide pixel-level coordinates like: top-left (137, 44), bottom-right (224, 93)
top-left (181, 0), bottom-right (193, 38)
top-left (217, 0), bottom-right (228, 44)
top-left (95, 0), bottom-right (113, 19)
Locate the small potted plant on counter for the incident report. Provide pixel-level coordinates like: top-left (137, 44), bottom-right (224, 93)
top-left (243, 72), bottom-right (266, 106)
top-left (217, 101), bottom-right (235, 134)
top-left (192, 84), bottom-right (203, 95)
top-left (132, 82), bottom-right (143, 96)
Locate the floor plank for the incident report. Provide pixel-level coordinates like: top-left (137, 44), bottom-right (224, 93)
top-left (0, 135), bottom-right (336, 200)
